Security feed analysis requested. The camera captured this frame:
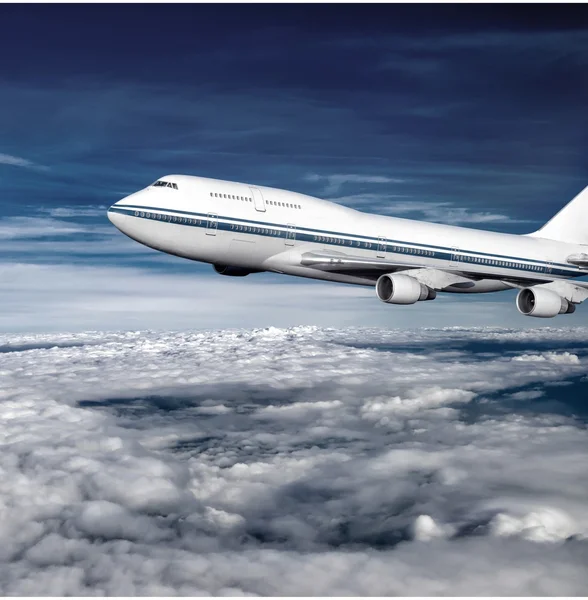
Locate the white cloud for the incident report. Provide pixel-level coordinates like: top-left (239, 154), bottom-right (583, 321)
top-left (490, 507), bottom-right (575, 543)
top-left (513, 352), bottom-right (580, 364)
top-left (0, 217), bottom-right (90, 240)
top-left (4, 261), bottom-right (587, 333)
top-left (0, 152), bottom-right (47, 171)
top-left (0, 263), bottom-right (375, 332)
top-left (412, 514), bottom-right (453, 541)
top-left (332, 193), bottom-right (517, 225)
top-left (305, 173), bottom-right (405, 195)
top-left (0, 327), bottom-right (587, 594)
top-left (44, 206), bottom-right (108, 218)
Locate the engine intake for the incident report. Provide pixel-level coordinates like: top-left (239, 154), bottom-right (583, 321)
top-left (516, 287), bottom-right (575, 318)
top-left (213, 264), bottom-right (257, 277)
top-left (376, 273), bottom-right (436, 305)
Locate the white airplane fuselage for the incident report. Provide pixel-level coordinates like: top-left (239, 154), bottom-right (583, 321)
top-left (107, 174), bottom-right (588, 299)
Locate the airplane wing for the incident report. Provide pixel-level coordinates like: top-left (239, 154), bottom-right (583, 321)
top-left (299, 251), bottom-right (476, 290)
top-left (502, 278), bottom-right (588, 304)
top-left (300, 250), bottom-right (588, 298)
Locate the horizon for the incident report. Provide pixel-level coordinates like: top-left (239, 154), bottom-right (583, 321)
top-left (1, 3), bottom-right (588, 331)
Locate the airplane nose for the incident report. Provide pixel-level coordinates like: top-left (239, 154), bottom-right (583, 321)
top-left (107, 202), bottom-right (125, 229)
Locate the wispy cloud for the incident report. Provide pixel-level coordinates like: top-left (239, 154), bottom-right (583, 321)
top-left (0, 261), bottom-right (573, 333)
top-left (0, 152), bottom-right (47, 171)
top-left (44, 206), bottom-right (108, 218)
top-left (332, 193), bottom-right (524, 225)
top-left (335, 29), bottom-right (588, 63)
top-left (305, 173), bottom-right (405, 195)
top-left (0, 217), bottom-right (90, 240)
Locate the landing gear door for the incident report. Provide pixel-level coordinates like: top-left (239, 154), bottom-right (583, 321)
top-left (206, 213), bottom-right (218, 236)
top-left (250, 186), bottom-right (266, 212)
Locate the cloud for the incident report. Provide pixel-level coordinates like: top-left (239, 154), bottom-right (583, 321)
top-left (0, 76), bottom-right (582, 234)
top-left (44, 206), bottom-right (108, 218)
top-left (0, 152), bottom-right (47, 171)
top-left (336, 29), bottom-right (588, 68)
top-left (305, 173), bottom-right (405, 195)
top-left (0, 217), bottom-right (90, 240)
top-left (331, 193), bottom-right (519, 225)
top-left (3, 261), bottom-right (585, 332)
top-left (0, 326), bottom-right (588, 594)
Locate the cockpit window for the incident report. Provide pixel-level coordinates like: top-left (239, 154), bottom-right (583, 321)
top-left (152, 180), bottom-right (178, 190)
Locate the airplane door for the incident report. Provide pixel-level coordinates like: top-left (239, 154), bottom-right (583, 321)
top-left (377, 236), bottom-right (387, 258)
top-left (285, 223), bottom-right (296, 246)
top-left (545, 260), bottom-right (553, 274)
top-left (206, 213), bottom-right (218, 236)
top-left (250, 186), bottom-right (266, 212)
top-left (449, 247), bottom-right (460, 267)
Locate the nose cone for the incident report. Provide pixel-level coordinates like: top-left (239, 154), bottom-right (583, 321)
top-left (107, 202), bottom-right (127, 230)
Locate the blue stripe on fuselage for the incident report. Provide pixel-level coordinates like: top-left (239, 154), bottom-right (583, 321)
top-left (108, 204), bottom-right (585, 279)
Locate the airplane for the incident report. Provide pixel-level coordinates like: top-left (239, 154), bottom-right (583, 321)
top-left (107, 175), bottom-right (588, 318)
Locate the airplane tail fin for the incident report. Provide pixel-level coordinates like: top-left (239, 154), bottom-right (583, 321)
top-left (528, 186), bottom-right (588, 245)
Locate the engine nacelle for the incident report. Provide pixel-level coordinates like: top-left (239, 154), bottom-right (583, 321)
top-left (516, 287), bottom-right (576, 318)
top-left (213, 264), bottom-right (255, 277)
top-left (376, 273), bottom-right (436, 305)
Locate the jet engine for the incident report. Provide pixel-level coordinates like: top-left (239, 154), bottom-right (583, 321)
top-left (516, 287), bottom-right (576, 318)
top-left (213, 264), bottom-right (256, 277)
top-left (376, 273), bottom-right (436, 305)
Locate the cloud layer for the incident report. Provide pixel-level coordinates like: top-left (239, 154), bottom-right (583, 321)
top-left (3, 261), bottom-right (579, 333)
top-left (1, 326), bottom-right (588, 594)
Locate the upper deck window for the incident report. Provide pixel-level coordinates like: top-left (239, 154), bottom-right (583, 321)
top-left (152, 180), bottom-right (178, 190)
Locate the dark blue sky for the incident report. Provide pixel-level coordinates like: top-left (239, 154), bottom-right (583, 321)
top-left (1, 3), bottom-right (588, 330)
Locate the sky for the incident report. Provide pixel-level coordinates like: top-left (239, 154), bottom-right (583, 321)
top-left (1, 3), bottom-right (588, 330)
top-left (2, 6), bottom-right (588, 595)
top-left (1, 325), bottom-right (588, 594)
